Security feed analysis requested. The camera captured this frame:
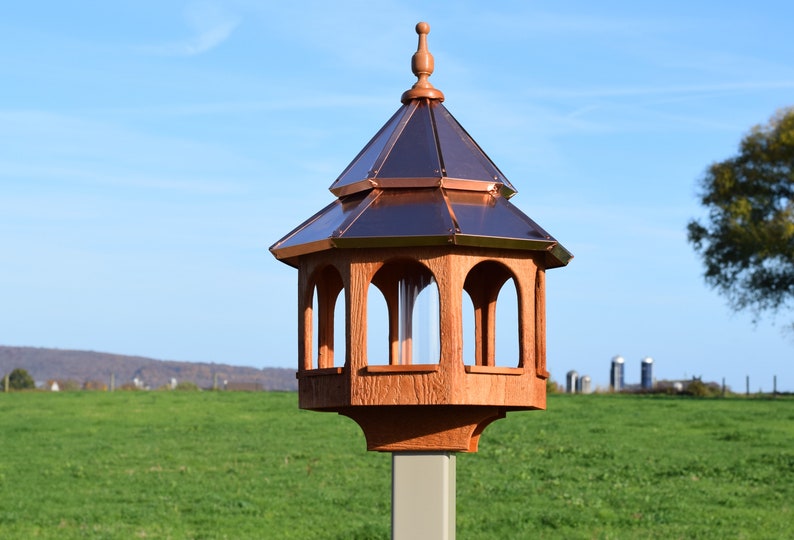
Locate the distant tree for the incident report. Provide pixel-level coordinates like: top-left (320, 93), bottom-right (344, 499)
top-left (687, 108), bottom-right (794, 323)
top-left (683, 378), bottom-right (721, 398)
top-left (174, 381), bottom-right (200, 391)
top-left (2, 368), bottom-right (36, 391)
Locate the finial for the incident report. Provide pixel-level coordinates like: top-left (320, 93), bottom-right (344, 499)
top-left (401, 22), bottom-right (445, 104)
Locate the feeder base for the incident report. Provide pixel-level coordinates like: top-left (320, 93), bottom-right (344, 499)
top-left (336, 405), bottom-right (519, 452)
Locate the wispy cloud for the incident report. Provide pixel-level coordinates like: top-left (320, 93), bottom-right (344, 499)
top-left (141, 2), bottom-right (240, 57)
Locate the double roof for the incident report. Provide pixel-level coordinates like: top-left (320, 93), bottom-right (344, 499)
top-left (270, 23), bottom-right (571, 269)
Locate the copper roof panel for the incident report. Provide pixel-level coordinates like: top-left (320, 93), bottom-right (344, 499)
top-left (329, 106), bottom-right (411, 197)
top-left (376, 102), bottom-right (441, 179)
top-left (340, 189), bottom-right (455, 239)
top-left (272, 187), bottom-right (571, 267)
top-left (433, 104), bottom-right (516, 197)
top-left (270, 192), bottom-right (370, 258)
top-left (446, 190), bottom-right (552, 242)
top-left (329, 100), bottom-right (519, 198)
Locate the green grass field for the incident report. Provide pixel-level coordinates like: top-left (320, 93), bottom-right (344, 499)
top-left (1, 391), bottom-right (792, 539)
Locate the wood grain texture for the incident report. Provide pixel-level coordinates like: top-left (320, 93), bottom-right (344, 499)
top-left (292, 245), bottom-right (550, 451)
top-left (339, 406), bottom-right (507, 452)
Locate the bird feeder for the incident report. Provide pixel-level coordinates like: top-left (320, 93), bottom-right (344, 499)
top-left (270, 22), bottom-right (571, 454)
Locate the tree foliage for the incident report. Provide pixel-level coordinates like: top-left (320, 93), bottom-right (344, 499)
top-left (2, 368), bottom-right (36, 390)
top-left (688, 107), bottom-right (794, 321)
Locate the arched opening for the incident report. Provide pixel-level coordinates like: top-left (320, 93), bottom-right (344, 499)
top-left (463, 261), bottom-right (520, 367)
top-left (333, 292), bottom-right (346, 369)
top-left (366, 283), bottom-right (389, 366)
top-left (368, 259), bottom-right (440, 365)
top-left (310, 265), bottom-right (345, 369)
top-left (494, 278), bottom-right (519, 367)
top-left (462, 292), bottom-right (475, 365)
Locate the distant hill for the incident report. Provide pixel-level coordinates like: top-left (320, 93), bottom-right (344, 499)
top-left (0, 345), bottom-right (297, 391)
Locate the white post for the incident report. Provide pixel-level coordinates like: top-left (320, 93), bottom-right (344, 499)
top-left (392, 452), bottom-right (456, 540)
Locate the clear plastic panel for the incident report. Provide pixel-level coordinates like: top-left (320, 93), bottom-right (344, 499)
top-left (369, 260), bottom-right (439, 366)
top-left (399, 273), bottom-right (439, 364)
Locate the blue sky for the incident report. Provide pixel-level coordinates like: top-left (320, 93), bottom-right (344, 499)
top-left (2, 1), bottom-right (793, 392)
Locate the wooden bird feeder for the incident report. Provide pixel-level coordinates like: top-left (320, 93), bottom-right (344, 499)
top-left (270, 22), bottom-right (571, 454)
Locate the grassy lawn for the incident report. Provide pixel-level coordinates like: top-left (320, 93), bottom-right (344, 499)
top-left (1, 391), bottom-right (792, 538)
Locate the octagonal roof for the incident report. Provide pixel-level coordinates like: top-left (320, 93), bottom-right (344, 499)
top-left (270, 23), bottom-right (572, 269)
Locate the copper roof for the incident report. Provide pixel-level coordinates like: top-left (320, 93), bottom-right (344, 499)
top-left (328, 98), bottom-right (516, 198)
top-left (270, 22), bottom-right (572, 269)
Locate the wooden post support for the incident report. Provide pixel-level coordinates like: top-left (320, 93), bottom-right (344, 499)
top-left (392, 452), bottom-right (456, 540)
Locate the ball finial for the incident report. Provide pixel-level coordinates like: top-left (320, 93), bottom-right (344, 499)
top-left (401, 21), bottom-right (444, 104)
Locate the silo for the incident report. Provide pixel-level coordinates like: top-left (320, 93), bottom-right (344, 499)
top-left (579, 375), bottom-right (592, 394)
top-left (610, 355), bottom-right (625, 392)
top-left (566, 370), bottom-right (579, 393)
top-left (641, 357), bottom-right (654, 390)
